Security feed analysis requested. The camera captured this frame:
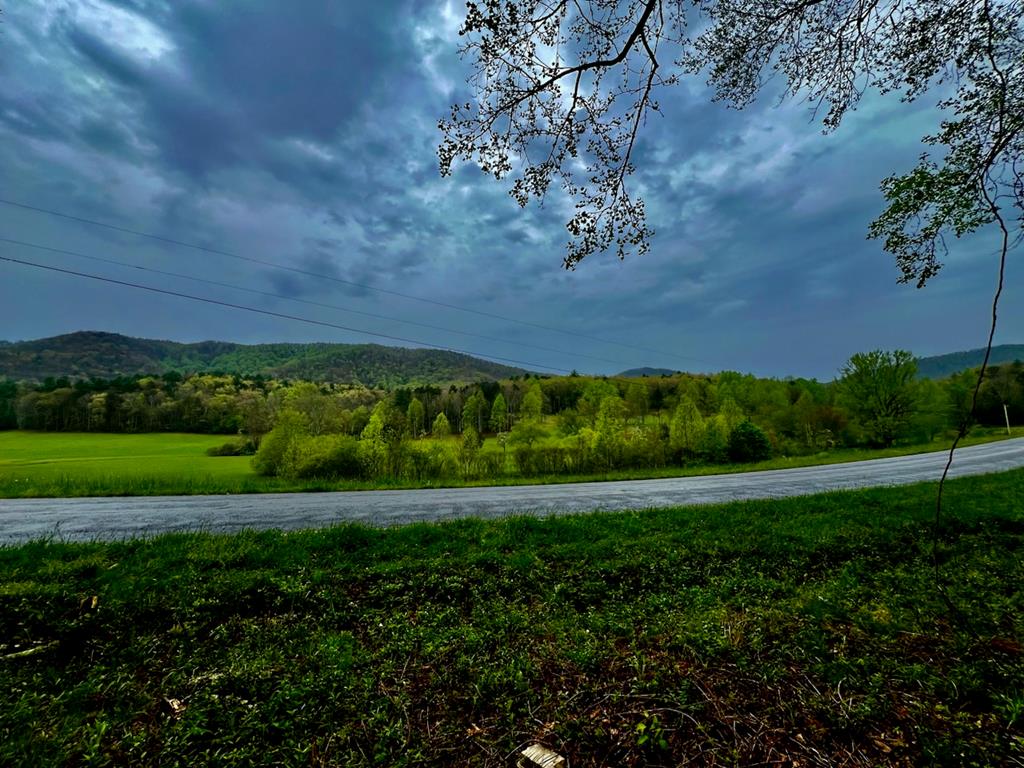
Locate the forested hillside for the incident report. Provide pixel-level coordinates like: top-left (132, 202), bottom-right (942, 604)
top-left (0, 331), bottom-right (528, 386)
top-left (917, 345), bottom-right (1024, 379)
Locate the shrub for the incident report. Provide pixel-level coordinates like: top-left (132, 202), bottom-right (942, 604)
top-left (205, 438), bottom-right (257, 457)
top-left (513, 446), bottom-right (577, 475)
top-left (697, 420), bottom-right (728, 463)
top-left (252, 410), bottom-right (309, 476)
top-left (556, 408), bottom-right (585, 436)
top-left (727, 421), bottom-right (773, 463)
top-left (282, 435), bottom-right (362, 480)
top-left (476, 451), bottom-right (506, 478)
top-left (422, 443), bottom-right (459, 479)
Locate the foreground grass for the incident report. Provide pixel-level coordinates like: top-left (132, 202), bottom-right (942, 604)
top-left (2, 472), bottom-right (1022, 766)
top-left (1, 427), bottom-right (1021, 498)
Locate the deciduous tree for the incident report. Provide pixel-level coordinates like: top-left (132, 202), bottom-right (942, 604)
top-left (441, 0), bottom-right (1023, 282)
top-left (520, 381), bottom-right (545, 421)
top-left (407, 397), bottom-right (426, 438)
top-left (489, 392), bottom-right (509, 432)
top-left (669, 395), bottom-right (705, 456)
top-left (432, 411), bottom-right (451, 438)
top-left (839, 349), bottom-right (919, 447)
top-left (625, 382), bottom-right (649, 424)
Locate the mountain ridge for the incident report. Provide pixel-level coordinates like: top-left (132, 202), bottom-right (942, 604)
top-left (915, 344), bottom-right (1024, 379)
top-left (616, 367), bottom-right (678, 378)
top-left (0, 331), bottom-right (530, 387)
top-left (2, 332), bottom-right (1021, 385)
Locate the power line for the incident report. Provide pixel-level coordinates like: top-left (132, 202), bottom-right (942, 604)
top-left (0, 253), bottom-right (573, 374)
top-left (0, 197), bottom-right (699, 364)
top-left (0, 236), bottom-right (624, 368)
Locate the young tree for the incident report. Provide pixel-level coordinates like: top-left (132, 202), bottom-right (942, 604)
top-left (577, 379), bottom-right (617, 426)
top-left (461, 391), bottom-right (487, 433)
top-left (489, 391), bottom-right (509, 432)
top-left (520, 381), bottom-right (544, 421)
top-left (359, 400), bottom-right (408, 478)
top-left (593, 395), bottom-right (628, 467)
top-left (358, 402), bottom-right (390, 477)
top-left (462, 423), bottom-right (482, 451)
top-left (669, 396), bottom-right (705, 457)
top-left (839, 349), bottom-right (919, 447)
top-left (509, 418), bottom-right (547, 448)
top-left (407, 397), bottom-right (426, 438)
top-left (716, 397), bottom-right (745, 435)
top-left (625, 382), bottom-right (649, 424)
top-left (432, 411), bottom-right (451, 438)
top-left (237, 390), bottom-right (272, 446)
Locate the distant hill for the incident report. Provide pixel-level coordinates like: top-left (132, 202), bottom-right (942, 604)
top-left (916, 345), bottom-right (1024, 379)
top-left (0, 331), bottom-right (529, 386)
top-left (617, 367), bottom-right (678, 378)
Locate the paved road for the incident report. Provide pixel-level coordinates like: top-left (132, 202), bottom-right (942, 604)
top-left (2, 438), bottom-right (1022, 543)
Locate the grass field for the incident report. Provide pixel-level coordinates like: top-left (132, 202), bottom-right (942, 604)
top-left (1, 471), bottom-right (1021, 765)
top-left (0, 428), bottom-right (1021, 498)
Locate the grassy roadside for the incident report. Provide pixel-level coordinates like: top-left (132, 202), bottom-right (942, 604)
top-left (2, 471), bottom-right (1022, 766)
top-left (0, 427), bottom-right (1021, 499)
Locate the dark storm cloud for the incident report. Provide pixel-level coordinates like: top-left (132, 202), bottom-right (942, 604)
top-left (0, 0), bottom-right (1018, 377)
top-left (60, 1), bottom-right (414, 179)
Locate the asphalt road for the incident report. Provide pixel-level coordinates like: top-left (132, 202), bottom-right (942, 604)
top-left (2, 438), bottom-right (1023, 543)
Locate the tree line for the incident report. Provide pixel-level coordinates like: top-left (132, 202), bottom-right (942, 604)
top-left (2, 353), bottom-right (1021, 482)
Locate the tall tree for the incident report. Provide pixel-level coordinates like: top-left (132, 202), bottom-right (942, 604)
top-left (839, 349), bottom-right (919, 447)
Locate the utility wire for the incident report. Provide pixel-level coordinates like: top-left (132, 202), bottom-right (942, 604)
top-left (0, 197), bottom-right (700, 365)
top-left (0, 253), bottom-right (574, 374)
top-left (0, 236), bottom-right (625, 368)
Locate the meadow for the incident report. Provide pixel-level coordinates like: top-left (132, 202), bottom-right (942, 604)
top-left (1, 470), bottom-right (1021, 765)
top-left (1, 427), bottom-right (1021, 498)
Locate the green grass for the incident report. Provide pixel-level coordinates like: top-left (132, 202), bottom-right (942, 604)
top-left (1, 471), bottom-right (1022, 765)
top-left (0, 427), bottom-right (1021, 498)
top-left (0, 432), bottom-right (256, 496)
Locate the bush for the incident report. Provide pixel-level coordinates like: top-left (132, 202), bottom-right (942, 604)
top-left (475, 451), bottom-right (506, 478)
top-left (205, 438), bottom-right (257, 457)
top-left (621, 426), bottom-right (669, 469)
top-left (282, 435), bottom-right (362, 480)
top-left (513, 446), bottom-right (577, 475)
top-left (727, 421), bottom-right (773, 463)
top-left (252, 410), bottom-right (309, 476)
top-left (556, 408), bottom-right (585, 436)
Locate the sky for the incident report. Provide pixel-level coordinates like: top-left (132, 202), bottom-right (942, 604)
top-left (0, 0), bottom-right (1019, 380)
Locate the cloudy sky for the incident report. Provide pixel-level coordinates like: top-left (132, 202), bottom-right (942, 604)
top-left (0, 0), bottom-right (1019, 379)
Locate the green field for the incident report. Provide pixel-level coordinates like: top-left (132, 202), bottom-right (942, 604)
top-left (1, 471), bottom-right (1021, 765)
top-left (0, 432), bottom-right (259, 497)
top-left (1, 428), bottom-right (1022, 498)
